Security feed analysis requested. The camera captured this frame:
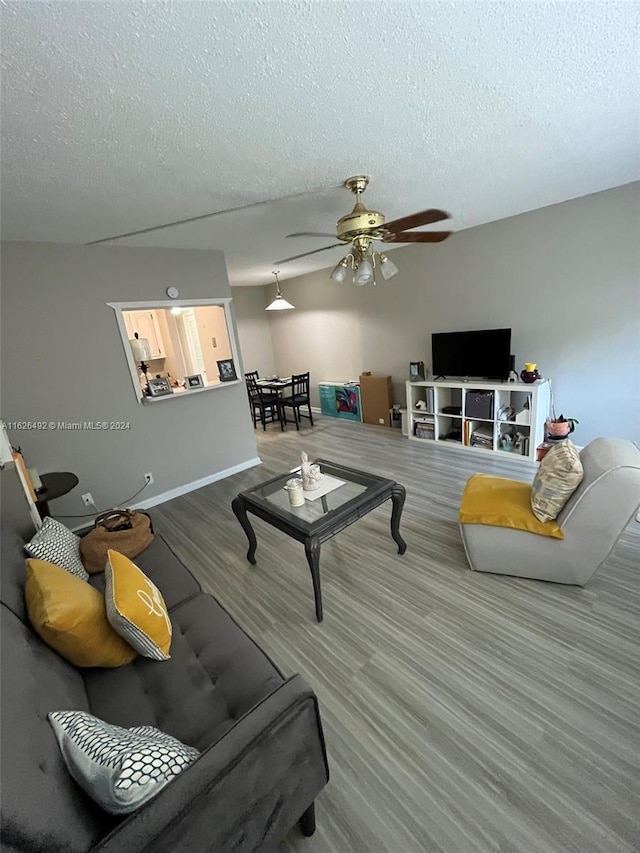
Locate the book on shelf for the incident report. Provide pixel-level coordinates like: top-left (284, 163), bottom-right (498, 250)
top-left (518, 433), bottom-right (530, 456)
top-left (426, 387), bottom-right (435, 413)
top-left (470, 423), bottom-right (493, 449)
top-left (414, 419), bottom-right (435, 439)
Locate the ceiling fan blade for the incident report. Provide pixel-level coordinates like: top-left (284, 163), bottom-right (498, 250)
top-left (274, 243), bottom-right (345, 264)
top-left (86, 183), bottom-right (342, 245)
top-left (383, 209), bottom-right (450, 233)
top-left (382, 231), bottom-right (452, 243)
top-left (286, 232), bottom-right (338, 239)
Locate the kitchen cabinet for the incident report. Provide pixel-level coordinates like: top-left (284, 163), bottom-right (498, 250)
top-left (123, 310), bottom-right (166, 359)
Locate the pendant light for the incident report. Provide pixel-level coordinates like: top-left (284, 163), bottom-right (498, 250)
top-left (265, 270), bottom-right (295, 311)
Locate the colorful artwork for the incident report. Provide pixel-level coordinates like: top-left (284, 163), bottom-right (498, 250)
top-left (336, 387), bottom-right (359, 416)
top-left (319, 383), bottom-right (361, 421)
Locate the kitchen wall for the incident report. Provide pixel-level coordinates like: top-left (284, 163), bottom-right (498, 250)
top-left (1, 243), bottom-right (259, 518)
top-left (194, 304), bottom-right (232, 380)
top-left (153, 309), bottom-right (182, 380)
top-left (256, 182), bottom-right (639, 445)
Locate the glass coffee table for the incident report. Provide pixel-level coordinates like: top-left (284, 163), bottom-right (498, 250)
top-left (231, 459), bottom-right (406, 622)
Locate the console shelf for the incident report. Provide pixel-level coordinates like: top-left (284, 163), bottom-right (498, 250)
top-left (406, 378), bottom-right (551, 462)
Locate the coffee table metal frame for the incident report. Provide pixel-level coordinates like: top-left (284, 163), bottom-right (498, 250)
top-left (232, 459), bottom-right (406, 622)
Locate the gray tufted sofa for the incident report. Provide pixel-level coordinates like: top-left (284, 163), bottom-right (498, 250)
top-left (0, 462), bottom-right (329, 852)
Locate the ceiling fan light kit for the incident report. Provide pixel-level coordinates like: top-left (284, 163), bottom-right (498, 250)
top-left (278, 175), bottom-right (453, 287)
top-left (265, 270), bottom-right (295, 311)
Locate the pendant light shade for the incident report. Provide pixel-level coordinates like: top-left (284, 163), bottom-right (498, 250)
top-left (265, 270), bottom-right (295, 311)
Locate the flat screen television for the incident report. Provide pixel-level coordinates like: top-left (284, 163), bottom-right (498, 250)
top-left (431, 328), bottom-right (512, 380)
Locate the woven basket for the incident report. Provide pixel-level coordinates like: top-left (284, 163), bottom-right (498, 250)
top-left (79, 510), bottom-right (154, 574)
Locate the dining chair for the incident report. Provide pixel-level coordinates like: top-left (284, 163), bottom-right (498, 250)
top-left (245, 375), bottom-right (284, 431)
top-left (280, 372), bottom-right (314, 430)
top-left (245, 370), bottom-right (279, 405)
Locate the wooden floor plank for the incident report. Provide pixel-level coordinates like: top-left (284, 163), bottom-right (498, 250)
top-left (152, 418), bottom-right (640, 852)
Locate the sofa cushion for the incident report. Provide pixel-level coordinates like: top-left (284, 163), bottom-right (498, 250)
top-left (89, 532), bottom-right (201, 612)
top-left (25, 559), bottom-right (136, 667)
top-left (105, 550), bottom-right (172, 660)
top-left (48, 711), bottom-right (199, 815)
top-left (25, 516), bottom-right (89, 581)
top-left (0, 604), bottom-right (117, 853)
top-left (84, 593), bottom-right (284, 751)
top-left (531, 439), bottom-right (584, 522)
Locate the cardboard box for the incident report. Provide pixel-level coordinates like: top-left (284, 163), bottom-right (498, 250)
top-left (359, 373), bottom-right (393, 427)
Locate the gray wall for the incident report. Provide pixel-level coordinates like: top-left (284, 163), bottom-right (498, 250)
top-left (1, 243), bottom-right (258, 518)
top-left (230, 285), bottom-right (276, 378)
top-left (261, 183), bottom-right (639, 445)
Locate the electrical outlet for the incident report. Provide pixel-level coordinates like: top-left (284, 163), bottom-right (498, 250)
top-left (378, 418), bottom-right (385, 424)
top-left (81, 493), bottom-right (94, 507)
top-left (144, 472), bottom-right (154, 485)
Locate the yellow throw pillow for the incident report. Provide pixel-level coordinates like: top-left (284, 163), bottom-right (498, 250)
top-left (459, 474), bottom-right (565, 539)
top-left (105, 550), bottom-right (172, 660)
top-left (25, 559), bottom-right (137, 667)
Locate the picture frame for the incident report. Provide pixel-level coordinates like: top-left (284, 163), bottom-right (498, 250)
top-left (217, 358), bottom-right (238, 382)
top-left (184, 374), bottom-right (204, 389)
top-left (146, 376), bottom-right (173, 397)
top-left (409, 361), bottom-right (426, 381)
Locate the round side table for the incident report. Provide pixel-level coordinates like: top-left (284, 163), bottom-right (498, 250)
top-left (35, 472), bottom-right (79, 519)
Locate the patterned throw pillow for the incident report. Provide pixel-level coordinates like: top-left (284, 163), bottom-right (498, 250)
top-left (105, 550), bottom-right (172, 660)
top-left (25, 517), bottom-right (89, 581)
top-left (48, 711), bottom-right (199, 815)
top-left (531, 439), bottom-right (584, 523)
top-left (25, 559), bottom-right (136, 668)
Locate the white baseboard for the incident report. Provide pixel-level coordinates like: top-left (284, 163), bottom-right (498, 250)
top-left (132, 456), bottom-right (262, 511)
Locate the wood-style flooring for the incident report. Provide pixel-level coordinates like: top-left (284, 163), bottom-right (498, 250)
top-left (152, 418), bottom-right (640, 853)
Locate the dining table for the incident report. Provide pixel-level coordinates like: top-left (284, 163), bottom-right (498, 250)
top-left (255, 377), bottom-right (293, 393)
top-left (255, 377), bottom-right (293, 428)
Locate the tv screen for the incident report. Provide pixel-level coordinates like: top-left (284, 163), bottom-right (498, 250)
top-left (432, 328), bottom-right (512, 380)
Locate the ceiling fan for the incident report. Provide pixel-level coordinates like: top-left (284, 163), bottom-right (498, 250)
top-left (274, 175), bottom-right (453, 285)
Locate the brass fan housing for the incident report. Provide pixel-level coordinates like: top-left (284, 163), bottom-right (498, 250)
top-left (336, 175), bottom-right (386, 241)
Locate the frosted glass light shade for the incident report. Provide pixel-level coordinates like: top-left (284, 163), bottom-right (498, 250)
top-left (330, 259), bottom-right (349, 282)
top-left (379, 255), bottom-right (399, 280)
top-left (130, 337), bottom-right (152, 361)
top-left (354, 257), bottom-right (374, 285)
top-left (265, 295), bottom-right (295, 311)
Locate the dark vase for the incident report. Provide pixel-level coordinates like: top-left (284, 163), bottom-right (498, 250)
top-left (520, 367), bottom-right (540, 384)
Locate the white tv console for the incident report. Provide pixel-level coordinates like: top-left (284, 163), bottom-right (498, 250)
top-left (406, 379), bottom-right (551, 463)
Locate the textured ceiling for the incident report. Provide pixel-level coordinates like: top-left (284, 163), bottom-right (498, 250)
top-left (2, 1), bottom-right (638, 285)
